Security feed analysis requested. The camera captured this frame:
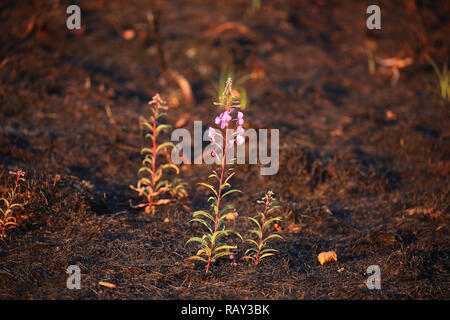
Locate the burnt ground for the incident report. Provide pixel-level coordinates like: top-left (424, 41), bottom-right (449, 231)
top-left (0, 0), bottom-right (449, 299)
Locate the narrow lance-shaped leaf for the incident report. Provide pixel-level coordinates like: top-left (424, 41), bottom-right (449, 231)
top-left (212, 251), bottom-right (234, 261)
top-left (198, 182), bottom-right (218, 197)
top-left (193, 210), bottom-right (215, 222)
top-left (185, 237), bottom-right (210, 249)
top-left (259, 253), bottom-right (276, 260)
top-left (156, 142), bottom-right (175, 156)
top-left (263, 217), bottom-right (282, 231)
top-left (161, 163), bottom-right (180, 174)
top-left (189, 218), bottom-right (213, 233)
top-left (187, 256), bottom-right (208, 263)
top-left (155, 124), bottom-right (171, 136)
top-left (221, 189), bottom-right (242, 199)
top-left (263, 234), bottom-right (283, 243)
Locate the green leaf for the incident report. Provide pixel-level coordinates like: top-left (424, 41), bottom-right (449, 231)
top-left (141, 121), bottom-right (153, 131)
top-left (142, 155), bottom-right (154, 166)
top-left (190, 218), bottom-right (213, 233)
top-left (141, 148), bottom-right (153, 155)
top-left (249, 229), bottom-right (262, 239)
top-left (263, 217), bottom-right (282, 231)
top-left (219, 204), bottom-right (235, 216)
top-left (2, 199), bottom-right (10, 208)
top-left (207, 196), bottom-right (217, 205)
top-left (223, 229), bottom-right (243, 241)
top-left (156, 142), bottom-right (175, 155)
top-left (198, 182), bottom-right (218, 197)
top-left (243, 256), bottom-right (256, 263)
top-left (212, 251), bottom-right (234, 261)
top-left (155, 124), bottom-right (171, 136)
top-left (210, 230), bottom-right (223, 246)
top-left (248, 217), bottom-right (261, 230)
top-left (196, 248), bottom-right (208, 257)
top-left (246, 238), bottom-right (259, 247)
top-left (155, 180), bottom-right (168, 190)
top-left (221, 189), bottom-right (242, 199)
top-left (216, 219), bottom-right (225, 231)
top-left (260, 248), bottom-right (278, 255)
top-left (267, 206), bottom-right (281, 214)
top-left (214, 245), bottom-right (237, 252)
top-left (139, 177), bottom-right (153, 186)
top-left (161, 163), bottom-right (180, 174)
top-left (245, 247), bottom-right (259, 255)
top-left (138, 167), bottom-right (153, 175)
top-left (208, 173), bottom-right (219, 180)
top-left (193, 210), bottom-right (215, 222)
top-left (220, 183), bottom-right (230, 190)
top-left (259, 253), bottom-right (276, 260)
top-left (187, 256), bottom-right (208, 263)
top-left (263, 234), bottom-right (283, 242)
top-left (185, 237), bottom-right (209, 248)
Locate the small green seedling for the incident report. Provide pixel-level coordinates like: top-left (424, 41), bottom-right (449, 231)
top-left (426, 55), bottom-right (450, 101)
top-left (130, 94), bottom-right (187, 214)
top-left (1, 170), bottom-right (25, 241)
top-left (211, 67), bottom-right (261, 111)
top-left (243, 191), bottom-right (283, 266)
top-left (367, 49), bottom-right (376, 75)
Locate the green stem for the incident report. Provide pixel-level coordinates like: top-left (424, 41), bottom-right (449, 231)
top-left (255, 197), bottom-right (269, 266)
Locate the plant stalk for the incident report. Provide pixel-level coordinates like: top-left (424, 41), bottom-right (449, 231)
top-left (205, 90), bottom-right (231, 273)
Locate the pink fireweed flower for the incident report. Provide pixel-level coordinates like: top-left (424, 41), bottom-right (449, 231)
top-left (222, 111), bottom-right (232, 128)
top-left (208, 127), bottom-right (219, 159)
top-left (234, 125), bottom-right (245, 146)
top-left (229, 254), bottom-right (237, 267)
top-left (226, 123), bottom-right (246, 147)
top-left (215, 110), bottom-right (232, 129)
top-left (9, 170), bottom-right (25, 176)
top-left (208, 127), bottom-right (216, 143)
top-left (237, 111), bottom-right (244, 125)
top-left (9, 170), bottom-right (26, 181)
top-left (228, 135), bottom-right (245, 147)
top-left (236, 125), bottom-right (244, 136)
top-left (236, 135), bottom-right (245, 145)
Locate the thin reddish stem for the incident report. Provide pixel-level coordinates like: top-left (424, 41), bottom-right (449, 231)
top-left (205, 90), bottom-right (231, 274)
top-left (146, 99), bottom-right (160, 212)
